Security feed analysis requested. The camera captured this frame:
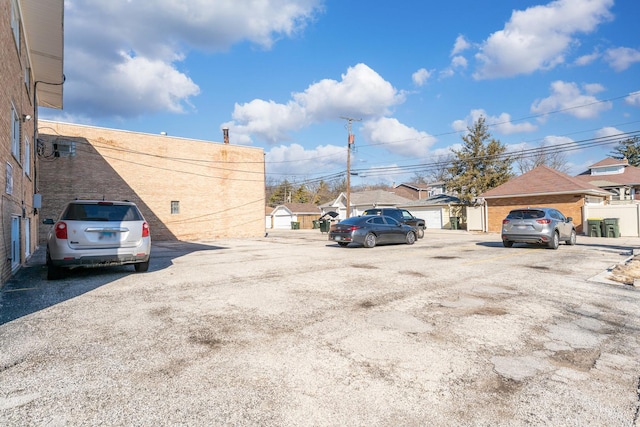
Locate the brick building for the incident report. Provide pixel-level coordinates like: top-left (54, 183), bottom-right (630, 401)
top-left (1, 0), bottom-right (63, 284)
top-left (37, 121), bottom-right (266, 243)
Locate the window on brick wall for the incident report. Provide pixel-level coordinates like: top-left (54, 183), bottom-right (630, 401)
top-left (171, 201), bottom-right (180, 214)
top-left (11, 104), bottom-right (20, 161)
top-left (6, 163), bottom-right (13, 195)
top-left (24, 137), bottom-right (30, 177)
top-left (11, 0), bottom-right (20, 53)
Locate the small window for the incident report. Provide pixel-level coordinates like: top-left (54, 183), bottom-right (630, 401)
top-left (11, 104), bottom-right (20, 160)
top-left (10, 0), bottom-right (20, 52)
top-left (24, 137), bottom-right (30, 176)
top-left (24, 66), bottom-right (31, 94)
top-left (6, 163), bottom-right (13, 194)
top-left (171, 201), bottom-right (180, 214)
top-left (53, 140), bottom-right (76, 157)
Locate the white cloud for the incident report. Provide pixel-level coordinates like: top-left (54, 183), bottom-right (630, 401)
top-left (604, 47), bottom-right (640, 72)
top-left (574, 50), bottom-right (600, 66)
top-left (595, 126), bottom-right (623, 139)
top-left (412, 68), bottom-right (433, 86)
top-left (451, 56), bottom-right (468, 69)
top-left (452, 109), bottom-right (537, 135)
top-left (228, 63), bottom-right (405, 144)
top-left (474, 0), bottom-right (614, 79)
top-left (451, 35), bottom-right (471, 56)
top-left (531, 81), bottom-right (612, 119)
top-left (360, 117), bottom-right (436, 158)
top-left (62, 0), bottom-right (324, 117)
top-left (625, 92), bottom-right (640, 107)
top-left (265, 143), bottom-right (345, 176)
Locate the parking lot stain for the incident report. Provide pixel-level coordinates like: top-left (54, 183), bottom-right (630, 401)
top-left (350, 264), bottom-right (379, 269)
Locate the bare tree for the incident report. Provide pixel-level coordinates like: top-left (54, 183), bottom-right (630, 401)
top-left (516, 143), bottom-right (570, 174)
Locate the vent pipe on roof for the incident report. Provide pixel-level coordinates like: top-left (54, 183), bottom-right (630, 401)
top-left (223, 127), bottom-right (229, 144)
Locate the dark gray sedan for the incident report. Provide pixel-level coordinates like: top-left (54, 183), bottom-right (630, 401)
top-left (501, 207), bottom-right (576, 249)
top-left (328, 215), bottom-right (417, 248)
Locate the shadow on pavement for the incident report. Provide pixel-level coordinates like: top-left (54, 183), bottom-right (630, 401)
top-left (0, 241), bottom-right (225, 325)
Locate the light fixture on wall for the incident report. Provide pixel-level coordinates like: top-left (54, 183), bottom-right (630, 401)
top-left (22, 114), bottom-right (32, 122)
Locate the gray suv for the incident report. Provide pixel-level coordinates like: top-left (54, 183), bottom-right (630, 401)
top-left (501, 207), bottom-right (576, 249)
top-left (362, 208), bottom-right (425, 238)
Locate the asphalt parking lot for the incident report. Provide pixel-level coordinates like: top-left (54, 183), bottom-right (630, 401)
top-left (1, 229), bottom-right (639, 426)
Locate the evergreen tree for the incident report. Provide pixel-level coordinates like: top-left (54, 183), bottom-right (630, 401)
top-left (609, 136), bottom-right (640, 166)
top-left (446, 117), bottom-right (512, 203)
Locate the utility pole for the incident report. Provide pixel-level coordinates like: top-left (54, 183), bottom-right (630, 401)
top-left (340, 116), bottom-right (361, 218)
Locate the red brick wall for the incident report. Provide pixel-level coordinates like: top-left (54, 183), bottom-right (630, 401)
top-left (38, 121), bottom-right (265, 242)
top-left (487, 195), bottom-right (585, 233)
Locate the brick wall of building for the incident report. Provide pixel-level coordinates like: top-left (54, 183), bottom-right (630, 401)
top-left (38, 121), bottom-right (265, 243)
top-left (486, 195), bottom-right (585, 233)
top-left (1, 1), bottom-right (38, 284)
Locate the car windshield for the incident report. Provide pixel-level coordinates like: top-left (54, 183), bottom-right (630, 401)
top-left (507, 210), bottom-right (545, 220)
top-left (62, 203), bottom-right (142, 222)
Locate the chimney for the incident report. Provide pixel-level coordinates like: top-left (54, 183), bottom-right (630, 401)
top-left (222, 127), bottom-right (229, 144)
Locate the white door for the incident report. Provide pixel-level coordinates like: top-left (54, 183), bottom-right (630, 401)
top-left (11, 216), bottom-right (20, 271)
top-left (423, 209), bottom-right (443, 229)
top-left (23, 217), bottom-right (30, 258)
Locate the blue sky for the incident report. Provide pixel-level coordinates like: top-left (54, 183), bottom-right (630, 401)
top-left (44, 0), bottom-right (640, 186)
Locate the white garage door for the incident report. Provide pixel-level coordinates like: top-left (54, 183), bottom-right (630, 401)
top-left (423, 209), bottom-right (442, 229)
top-left (273, 215), bottom-right (293, 229)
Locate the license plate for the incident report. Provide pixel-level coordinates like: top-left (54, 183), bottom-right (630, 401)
top-left (99, 231), bottom-right (116, 240)
top-left (334, 236), bottom-right (342, 241)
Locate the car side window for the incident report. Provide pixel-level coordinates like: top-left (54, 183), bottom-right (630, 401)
top-left (371, 217), bottom-right (385, 225)
top-left (384, 216), bottom-right (400, 225)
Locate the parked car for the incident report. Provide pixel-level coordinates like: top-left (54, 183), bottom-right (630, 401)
top-left (362, 208), bottom-right (426, 238)
top-left (501, 207), bottom-right (576, 250)
top-left (43, 200), bottom-right (151, 279)
top-left (328, 215), bottom-right (417, 248)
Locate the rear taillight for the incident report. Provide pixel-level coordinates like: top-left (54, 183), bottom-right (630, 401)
top-left (502, 219), bottom-right (510, 224)
top-left (55, 222), bottom-right (68, 239)
top-left (348, 226), bottom-right (360, 231)
top-left (142, 222), bottom-right (150, 237)
top-left (536, 219), bottom-right (551, 224)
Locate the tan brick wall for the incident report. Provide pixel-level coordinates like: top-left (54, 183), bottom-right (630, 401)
top-left (487, 195), bottom-right (585, 233)
top-left (38, 121), bottom-right (265, 243)
top-left (0, 1), bottom-right (38, 284)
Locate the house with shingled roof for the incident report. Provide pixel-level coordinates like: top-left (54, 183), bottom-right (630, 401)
top-left (266, 203), bottom-right (321, 229)
top-left (480, 165), bottom-right (611, 233)
top-left (573, 157), bottom-right (640, 202)
top-left (320, 190), bottom-right (413, 219)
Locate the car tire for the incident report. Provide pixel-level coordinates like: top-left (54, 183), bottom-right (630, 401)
top-left (417, 227), bottom-right (424, 239)
top-left (363, 233), bottom-right (377, 248)
top-left (406, 231), bottom-right (416, 245)
top-left (338, 242), bottom-right (349, 247)
top-left (503, 240), bottom-right (513, 248)
top-left (567, 229), bottom-right (576, 246)
top-left (548, 231), bottom-right (560, 250)
top-left (46, 249), bottom-right (65, 280)
top-left (134, 260), bottom-right (150, 272)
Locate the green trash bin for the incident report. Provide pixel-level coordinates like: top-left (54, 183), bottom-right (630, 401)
top-left (319, 219), bottom-right (331, 233)
top-left (587, 218), bottom-right (602, 237)
top-left (291, 221), bottom-right (300, 230)
top-left (312, 220), bottom-right (320, 229)
top-left (450, 216), bottom-right (459, 230)
top-left (603, 218), bottom-right (620, 237)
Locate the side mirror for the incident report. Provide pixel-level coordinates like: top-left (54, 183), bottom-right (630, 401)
top-left (566, 217), bottom-right (573, 222)
top-left (42, 218), bottom-right (55, 225)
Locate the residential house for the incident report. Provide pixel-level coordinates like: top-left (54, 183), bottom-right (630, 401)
top-left (38, 121), bottom-right (265, 242)
top-left (573, 157), bottom-right (640, 202)
top-left (480, 165), bottom-right (610, 233)
top-left (392, 182), bottom-right (446, 200)
top-left (266, 203), bottom-right (321, 229)
top-left (1, 0), bottom-right (63, 284)
top-left (321, 189), bottom-right (413, 219)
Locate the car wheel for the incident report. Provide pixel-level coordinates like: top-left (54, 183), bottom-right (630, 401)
top-left (134, 260), bottom-right (150, 272)
top-left (567, 229), bottom-right (576, 246)
top-left (406, 231), bottom-right (416, 245)
top-left (417, 227), bottom-right (424, 239)
top-left (338, 242), bottom-right (349, 247)
top-left (502, 240), bottom-right (513, 248)
top-left (548, 231), bottom-right (560, 249)
top-left (363, 233), bottom-right (377, 248)
top-left (46, 249), bottom-right (65, 280)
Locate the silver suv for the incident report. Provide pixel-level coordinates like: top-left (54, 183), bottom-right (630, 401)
top-left (501, 207), bottom-right (576, 249)
top-left (43, 200), bottom-right (151, 279)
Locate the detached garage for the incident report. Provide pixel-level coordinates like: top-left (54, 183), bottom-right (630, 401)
top-left (401, 194), bottom-right (464, 229)
top-left (480, 166), bottom-right (610, 234)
